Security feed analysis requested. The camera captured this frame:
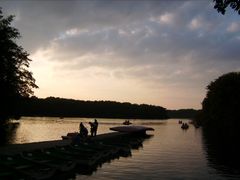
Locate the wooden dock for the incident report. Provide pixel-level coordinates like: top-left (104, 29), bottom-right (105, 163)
top-left (0, 132), bottom-right (129, 155)
top-left (0, 131), bottom-right (150, 179)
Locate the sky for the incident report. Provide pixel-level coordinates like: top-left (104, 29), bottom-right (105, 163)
top-left (1, 0), bottom-right (240, 109)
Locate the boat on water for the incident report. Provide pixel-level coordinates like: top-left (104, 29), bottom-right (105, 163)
top-left (42, 147), bottom-right (100, 167)
top-left (0, 163), bottom-right (28, 180)
top-left (123, 120), bottom-right (132, 125)
top-left (0, 154), bottom-right (56, 180)
top-left (62, 132), bottom-right (79, 140)
top-left (21, 150), bottom-right (76, 172)
top-left (181, 123), bottom-right (189, 130)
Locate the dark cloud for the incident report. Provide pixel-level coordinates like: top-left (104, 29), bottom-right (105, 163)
top-left (0, 0), bottom-right (177, 51)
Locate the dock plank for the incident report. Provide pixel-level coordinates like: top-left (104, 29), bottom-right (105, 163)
top-left (0, 132), bottom-right (128, 155)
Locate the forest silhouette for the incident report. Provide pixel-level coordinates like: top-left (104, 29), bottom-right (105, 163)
top-left (17, 97), bottom-right (169, 119)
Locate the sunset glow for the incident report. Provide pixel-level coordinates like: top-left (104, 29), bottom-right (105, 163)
top-left (1, 0), bottom-right (240, 109)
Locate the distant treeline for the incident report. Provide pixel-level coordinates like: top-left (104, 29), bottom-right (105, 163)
top-left (17, 97), bottom-right (169, 119)
top-left (167, 109), bottom-right (200, 119)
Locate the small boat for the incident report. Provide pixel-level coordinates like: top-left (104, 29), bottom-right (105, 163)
top-left (42, 147), bottom-right (100, 167)
top-left (123, 120), bottom-right (132, 125)
top-left (0, 163), bottom-right (27, 179)
top-left (21, 150), bottom-right (76, 172)
top-left (69, 144), bottom-right (113, 161)
top-left (0, 154), bottom-right (56, 180)
top-left (181, 123), bottom-right (189, 130)
top-left (62, 132), bottom-right (79, 140)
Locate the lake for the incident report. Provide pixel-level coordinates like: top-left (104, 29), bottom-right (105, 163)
top-left (1, 117), bottom-right (240, 179)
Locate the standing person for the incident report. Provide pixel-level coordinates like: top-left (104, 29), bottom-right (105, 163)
top-left (93, 119), bottom-right (98, 136)
top-left (89, 122), bottom-right (94, 137)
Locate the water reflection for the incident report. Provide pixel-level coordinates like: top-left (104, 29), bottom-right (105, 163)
top-left (4, 118), bottom-right (240, 179)
top-left (202, 129), bottom-right (240, 178)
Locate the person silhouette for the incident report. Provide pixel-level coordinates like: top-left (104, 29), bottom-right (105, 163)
top-left (93, 119), bottom-right (98, 136)
top-left (79, 122), bottom-right (88, 138)
top-left (89, 122), bottom-right (94, 137)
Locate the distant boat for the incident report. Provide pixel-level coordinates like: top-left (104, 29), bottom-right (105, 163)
top-left (123, 120), bottom-right (132, 125)
top-left (181, 123), bottom-right (189, 130)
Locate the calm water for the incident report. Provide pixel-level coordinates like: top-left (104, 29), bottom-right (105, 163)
top-left (1, 117), bottom-right (240, 179)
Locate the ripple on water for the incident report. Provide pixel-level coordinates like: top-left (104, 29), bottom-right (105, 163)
top-left (7, 118), bottom-right (240, 179)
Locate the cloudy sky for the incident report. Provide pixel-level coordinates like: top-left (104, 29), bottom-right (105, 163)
top-left (1, 0), bottom-right (240, 109)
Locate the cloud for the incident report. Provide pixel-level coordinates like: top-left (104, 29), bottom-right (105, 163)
top-left (1, 0), bottom-right (240, 109)
top-left (24, 0), bottom-right (239, 83)
top-left (189, 16), bottom-right (204, 30)
top-left (227, 22), bottom-right (240, 32)
top-left (150, 12), bottom-right (175, 25)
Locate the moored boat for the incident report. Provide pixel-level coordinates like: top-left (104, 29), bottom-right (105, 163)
top-left (62, 132), bottom-right (79, 140)
top-left (0, 154), bottom-right (56, 180)
top-left (67, 144), bottom-right (113, 162)
top-left (21, 150), bottom-right (76, 172)
top-left (0, 164), bottom-right (27, 180)
top-left (42, 147), bottom-right (100, 167)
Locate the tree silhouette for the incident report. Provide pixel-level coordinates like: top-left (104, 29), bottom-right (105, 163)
top-left (202, 72), bottom-right (240, 141)
top-left (200, 72), bottom-right (240, 170)
top-left (0, 8), bottom-right (38, 122)
top-left (213, 0), bottom-right (240, 15)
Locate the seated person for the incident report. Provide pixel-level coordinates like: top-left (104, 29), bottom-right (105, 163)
top-left (79, 122), bottom-right (88, 138)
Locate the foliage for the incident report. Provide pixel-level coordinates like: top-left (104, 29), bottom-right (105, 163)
top-left (0, 8), bottom-right (38, 121)
top-left (213, 0), bottom-right (240, 14)
top-left (18, 97), bottom-right (168, 119)
top-left (167, 109), bottom-right (200, 119)
top-left (201, 72), bottom-right (240, 140)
